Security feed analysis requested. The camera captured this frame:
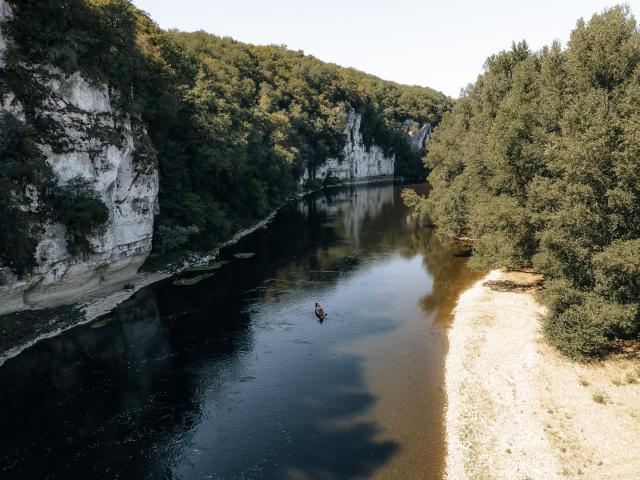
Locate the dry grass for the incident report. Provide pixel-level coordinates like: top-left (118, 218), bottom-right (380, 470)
top-left (591, 391), bottom-right (608, 404)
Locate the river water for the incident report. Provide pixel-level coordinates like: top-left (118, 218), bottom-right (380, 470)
top-left (0, 183), bottom-right (480, 479)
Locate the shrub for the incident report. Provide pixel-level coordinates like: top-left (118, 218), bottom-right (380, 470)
top-left (0, 184), bottom-right (41, 275)
top-left (303, 178), bottom-right (324, 192)
top-left (154, 224), bottom-right (200, 255)
top-left (0, 112), bottom-right (52, 274)
top-left (593, 239), bottom-right (640, 305)
top-left (50, 178), bottom-right (109, 255)
top-left (537, 278), bottom-right (584, 316)
top-left (468, 195), bottom-right (535, 270)
top-left (543, 296), bottom-right (637, 360)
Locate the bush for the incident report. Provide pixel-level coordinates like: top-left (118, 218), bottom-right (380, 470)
top-left (50, 178), bottom-right (109, 255)
top-left (0, 184), bottom-right (41, 275)
top-left (0, 112), bottom-right (52, 274)
top-left (537, 278), bottom-right (584, 316)
top-left (543, 297), bottom-right (637, 360)
top-left (593, 239), bottom-right (640, 305)
top-left (303, 178), bottom-right (324, 192)
top-left (468, 195), bottom-right (534, 270)
top-left (154, 224), bottom-right (200, 255)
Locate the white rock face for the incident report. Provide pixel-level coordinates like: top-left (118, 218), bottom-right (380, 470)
top-left (0, 1), bottom-right (159, 314)
top-left (302, 111), bottom-right (433, 186)
top-left (302, 110), bottom-right (395, 186)
top-left (404, 119), bottom-right (432, 152)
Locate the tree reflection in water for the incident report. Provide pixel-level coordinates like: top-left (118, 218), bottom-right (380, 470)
top-left (0, 183), bottom-right (478, 479)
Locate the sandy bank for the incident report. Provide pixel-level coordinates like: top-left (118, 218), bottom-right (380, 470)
top-left (445, 270), bottom-right (640, 480)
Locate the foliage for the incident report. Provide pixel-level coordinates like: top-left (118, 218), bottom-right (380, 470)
top-left (401, 187), bottom-right (430, 222)
top-left (50, 178), bottom-right (110, 255)
top-left (592, 239), bottom-right (640, 305)
top-left (0, 112), bottom-right (51, 274)
top-left (0, 110), bottom-right (109, 267)
top-left (5, 0), bottom-right (143, 110)
top-left (405, 6), bottom-right (640, 358)
top-left (153, 224), bottom-right (200, 255)
top-left (3, 0), bottom-right (449, 268)
top-left (543, 294), bottom-right (636, 360)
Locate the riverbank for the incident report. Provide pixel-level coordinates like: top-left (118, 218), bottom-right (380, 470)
top-left (445, 269), bottom-right (640, 479)
top-left (0, 270), bottom-right (170, 367)
top-left (0, 181), bottom-right (466, 478)
top-left (0, 204), bottom-right (285, 367)
top-left (0, 179), bottom-right (402, 367)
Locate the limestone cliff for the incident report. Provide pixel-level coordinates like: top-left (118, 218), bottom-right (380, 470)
top-left (0, 0), bottom-right (159, 314)
top-left (403, 119), bottom-right (432, 153)
top-left (302, 111), bottom-right (432, 186)
top-left (301, 110), bottom-right (395, 186)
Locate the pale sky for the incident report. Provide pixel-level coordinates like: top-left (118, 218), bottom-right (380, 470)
top-left (131, 0), bottom-right (640, 98)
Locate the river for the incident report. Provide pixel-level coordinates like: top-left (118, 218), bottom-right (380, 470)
top-left (0, 183), bottom-right (480, 479)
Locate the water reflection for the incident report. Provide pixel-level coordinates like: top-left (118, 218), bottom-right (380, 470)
top-left (0, 183), bottom-right (479, 479)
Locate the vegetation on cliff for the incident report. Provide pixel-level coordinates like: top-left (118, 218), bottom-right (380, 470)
top-left (404, 6), bottom-right (640, 359)
top-left (1, 0), bottom-right (449, 270)
top-left (0, 112), bottom-right (49, 274)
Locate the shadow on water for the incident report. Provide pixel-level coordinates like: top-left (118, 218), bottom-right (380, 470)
top-left (0, 183), bottom-right (476, 479)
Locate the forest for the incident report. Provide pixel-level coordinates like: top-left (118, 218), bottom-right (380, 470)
top-left (404, 6), bottom-right (640, 359)
top-left (0, 0), bottom-right (449, 271)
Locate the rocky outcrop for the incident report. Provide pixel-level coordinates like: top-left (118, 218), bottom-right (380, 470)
top-left (403, 119), bottom-right (432, 152)
top-left (301, 110), bottom-right (395, 186)
top-left (302, 112), bottom-right (432, 187)
top-left (0, 0), bottom-right (159, 314)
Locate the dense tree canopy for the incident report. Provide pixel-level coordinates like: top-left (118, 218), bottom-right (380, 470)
top-left (1, 0), bottom-right (449, 267)
top-left (404, 6), bottom-right (640, 359)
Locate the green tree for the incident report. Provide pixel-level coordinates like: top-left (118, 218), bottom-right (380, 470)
top-left (405, 5), bottom-right (640, 359)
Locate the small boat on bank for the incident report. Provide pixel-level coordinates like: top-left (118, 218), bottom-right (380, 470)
top-left (314, 303), bottom-right (325, 320)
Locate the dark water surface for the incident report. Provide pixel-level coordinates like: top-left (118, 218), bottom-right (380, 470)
top-left (0, 184), bottom-right (480, 479)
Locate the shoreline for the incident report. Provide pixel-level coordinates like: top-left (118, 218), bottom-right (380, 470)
top-left (0, 178), bottom-right (401, 367)
top-left (445, 270), bottom-right (640, 479)
top-left (0, 270), bottom-right (169, 368)
top-left (0, 200), bottom-right (286, 367)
